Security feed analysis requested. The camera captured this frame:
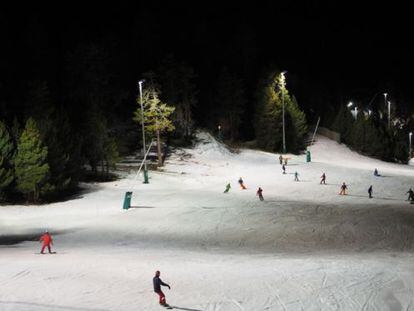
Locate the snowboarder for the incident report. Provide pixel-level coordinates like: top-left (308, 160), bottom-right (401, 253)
top-left (224, 183), bottom-right (231, 193)
top-left (282, 164), bottom-right (286, 174)
top-left (279, 155), bottom-right (283, 165)
top-left (256, 187), bottom-right (264, 201)
top-left (238, 177), bottom-right (247, 190)
top-left (339, 182), bottom-right (348, 195)
top-left (368, 185), bottom-right (373, 198)
top-left (39, 231), bottom-right (54, 254)
top-left (320, 173), bottom-right (326, 185)
top-left (374, 168), bottom-right (380, 177)
top-left (294, 171), bottom-right (299, 182)
top-left (406, 188), bottom-right (414, 202)
top-left (153, 270), bottom-right (171, 307)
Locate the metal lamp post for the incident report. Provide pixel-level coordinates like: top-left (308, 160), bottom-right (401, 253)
top-left (218, 125), bottom-right (222, 141)
top-left (280, 71), bottom-right (287, 154)
top-left (387, 101), bottom-right (391, 129)
top-left (138, 80), bottom-right (149, 184)
top-left (348, 102), bottom-right (358, 120)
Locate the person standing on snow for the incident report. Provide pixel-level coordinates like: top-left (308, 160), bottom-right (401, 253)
top-left (39, 231), bottom-right (54, 254)
top-left (339, 182), bottom-right (348, 195)
top-left (320, 173), bottom-right (326, 184)
top-left (294, 171), bottom-right (299, 181)
top-left (368, 185), bottom-right (373, 198)
top-left (406, 188), bottom-right (414, 201)
top-left (224, 183), bottom-right (231, 193)
top-left (256, 187), bottom-right (264, 201)
top-left (153, 270), bottom-right (171, 306)
top-left (279, 155), bottom-right (283, 165)
top-left (238, 177), bottom-right (247, 190)
top-left (374, 168), bottom-right (380, 177)
top-left (282, 164), bottom-right (286, 174)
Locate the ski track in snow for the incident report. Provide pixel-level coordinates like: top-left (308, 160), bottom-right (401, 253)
top-left (2, 133), bottom-right (414, 310)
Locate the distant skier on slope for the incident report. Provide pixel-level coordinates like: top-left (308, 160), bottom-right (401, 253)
top-left (374, 168), bottom-right (380, 177)
top-left (320, 173), bottom-right (326, 184)
top-left (279, 155), bottom-right (283, 165)
top-left (294, 171), bottom-right (299, 181)
top-left (406, 188), bottom-right (414, 202)
top-left (224, 183), bottom-right (231, 193)
top-left (368, 185), bottom-right (373, 198)
top-left (238, 177), bottom-right (247, 190)
top-left (39, 230), bottom-right (54, 254)
top-left (256, 187), bottom-right (264, 201)
top-left (339, 182), bottom-right (348, 195)
top-left (282, 164), bottom-right (286, 174)
top-left (153, 270), bottom-right (171, 307)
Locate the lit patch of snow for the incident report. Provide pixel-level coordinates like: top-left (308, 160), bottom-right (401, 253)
top-left (1, 132), bottom-right (414, 310)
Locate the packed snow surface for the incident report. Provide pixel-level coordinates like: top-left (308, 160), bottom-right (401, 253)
top-left (1, 132), bottom-right (414, 311)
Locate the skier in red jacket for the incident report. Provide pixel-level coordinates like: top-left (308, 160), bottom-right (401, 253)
top-left (39, 231), bottom-right (54, 254)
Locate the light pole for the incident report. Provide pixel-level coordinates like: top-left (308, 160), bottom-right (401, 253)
top-left (218, 125), bottom-right (222, 141)
top-left (409, 132), bottom-right (413, 161)
top-left (138, 79), bottom-right (149, 184)
top-left (387, 101), bottom-right (391, 129)
top-left (348, 102), bottom-right (358, 120)
top-left (280, 71), bottom-right (287, 154)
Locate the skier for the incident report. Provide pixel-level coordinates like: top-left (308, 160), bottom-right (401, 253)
top-left (368, 185), bottom-right (373, 198)
top-left (224, 183), bottom-right (231, 193)
top-left (153, 270), bottom-right (171, 307)
top-left (284, 158), bottom-right (288, 165)
top-left (374, 168), bottom-right (380, 176)
top-left (279, 155), bottom-right (283, 165)
top-left (238, 177), bottom-right (247, 190)
top-left (294, 171), bottom-right (299, 182)
top-left (406, 188), bottom-right (414, 202)
top-left (339, 182), bottom-right (348, 195)
top-left (39, 230), bottom-right (54, 254)
top-left (320, 173), bottom-right (326, 185)
top-left (282, 164), bottom-right (286, 174)
top-left (256, 187), bottom-right (264, 201)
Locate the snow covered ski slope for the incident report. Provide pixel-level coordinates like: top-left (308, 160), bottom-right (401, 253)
top-left (1, 132), bottom-right (414, 311)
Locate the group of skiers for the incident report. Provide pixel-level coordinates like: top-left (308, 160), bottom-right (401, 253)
top-left (224, 158), bottom-right (414, 203)
top-left (224, 177), bottom-right (264, 201)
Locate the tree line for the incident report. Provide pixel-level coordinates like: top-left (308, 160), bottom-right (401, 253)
top-left (331, 98), bottom-right (413, 162)
top-left (0, 43), bottom-right (310, 203)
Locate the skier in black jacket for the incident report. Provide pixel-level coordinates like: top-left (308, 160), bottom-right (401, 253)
top-left (368, 185), bottom-right (373, 198)
top-left (406, 188), bottom-right (414, 202)
top-left (153, 270), bottom-right (171, 306)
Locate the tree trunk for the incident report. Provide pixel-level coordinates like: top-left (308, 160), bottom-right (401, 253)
top-left (157, 130), bottom-right (162, 167)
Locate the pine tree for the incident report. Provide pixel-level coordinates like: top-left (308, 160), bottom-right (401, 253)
top-left (214, 67), bottom-right (246, 141)
top-left (0, 120), bottom-right (14, 200)
top-left (26, 82), bottom-right (73, 196)
top-left (15, 118), bottom-right (49, 202)
top-left (157, 55), bottom-right (198, 140)
top-left (83, 104), bottom-right (107, 173)
top-left (255, 70), bottom-right (307, 153)
top-left (286, 96), bottom-right (308, 152)
top-left (134, 84), bottom-right (175, 167)
top-left (103, 137), bottom-right (120, 176)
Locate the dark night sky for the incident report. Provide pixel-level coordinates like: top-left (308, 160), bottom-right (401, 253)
top-left (1, 1), bottom-right (413, 121)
